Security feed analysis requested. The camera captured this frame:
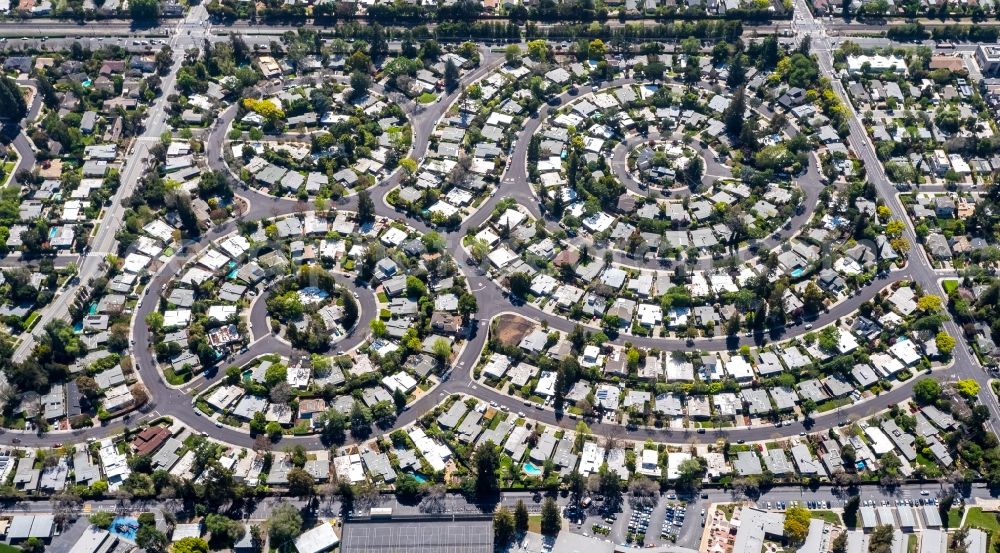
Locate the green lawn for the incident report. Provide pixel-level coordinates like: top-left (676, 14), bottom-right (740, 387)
top-left (528, 514), bottom-right (542, 534)
top-left (163, 367), bottom-right (192, 386)
top-left (948, 508), bottom-right (963, 528)
top-left (717, 503), bottom-right (737, 521)
top-left (964, 508), bottom-right (1000, 531)
top-left (942, 280), bottom-right (959, 295)
top-left (811, 510), bottom-right (841, 525)
top-left (816, 397), bottom-right (852, 413)
top-left (907, 534), bottom-right (917, 553)
top-left (23, 311), bottom-right (40, 330)
top-left (0, 161), bottom-right (15, 185)
top-left (416, 92), bottom-right (438, 104)
top-left (963, 507), bottom-right (1000, 548)
top-left (0, 544), bottom-right (21, 553)
top-left (698, 420), bottom-right (733, 428)
top-left (915, 453), bottom-right (936, 467)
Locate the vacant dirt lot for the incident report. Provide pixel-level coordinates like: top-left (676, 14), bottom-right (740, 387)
top-left (494, 314), bottom-right (535, 347)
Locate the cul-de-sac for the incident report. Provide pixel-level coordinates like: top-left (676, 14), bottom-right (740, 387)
top-left (1, 2), bottom-right (1000, 552)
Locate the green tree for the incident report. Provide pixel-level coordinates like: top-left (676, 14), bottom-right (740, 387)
top-left (129, 0), bottom-right (160, 20)
top-left (371, 400), bottom-right (397, 427)
top-left (507, 272), bottom-right (532, 298)
top-left (504, 44), bottom-right (521, 65)
top-left (540, 497), bottom-right (562, 536)
top-left (917, 294), bottom-right (943, 312)
top-left (494, 507), bottom-right (516, 546)
top-left (287, 467), bottom-right (315, 497)
top-left (473, 440), bottom-right (500, 496)
top-left (458, 293), bottom-right (478, 321)
top-left (0, 76), bottom-right (28, 122)
top-left (431, 338), bottom-right (452, 361)
top-left (89, 511), bottom-right (115, 528)
top-left (831, 532), bottom-right (847, 553)
top-left (349, 71), bottom-right (372, 101)
top-left (936, 331), bottom-right (956, 355)
top-left (264, 364), bottom-right (288, 388)
top-left (204, 514), bottom-right (244, 545)
top-left (444, 58), bottom-right (460, 92)
top-left (914, 378), bottom-right (941, 405)
top-left (265, 422), bottom-right (282, 440)
top-left (515, 500), bottom-right (529, 535)
top-left (172, 537), bottom-right (209, 553)
top-left (350, 401), bottom-right (372, 438)
top-left (145, 311), bottom-right (164, 333)
top-left (268, 503), bottom-right (303, 548)
top-left (724, 86), bottom-right (746, 138)
top-left (955, 378), bottom-right (980, 398)
top-left (136, 526), bottom-right (168, 552)
top-left (370, 319), bottom-right (387, 338)
top-left (357, 190), bottom-right (375, 224)
top-left (843, 496), bottom-right (860, 528)
top-left (19, 538), bottom-right (45, 553)
top-left (395, 472), bottom-right (423, 500)
top-left (869, 525), bottom-right (894, 550)
top-left (406, 275), bottom-right (427, 298)
top-left (393, 387), bottom-right (407, 411)
top-left (783, 505), bottom-right (811, 542)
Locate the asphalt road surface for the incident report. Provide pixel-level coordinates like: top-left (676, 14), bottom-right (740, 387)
top-left (0, 23), bottom-right (989, 457)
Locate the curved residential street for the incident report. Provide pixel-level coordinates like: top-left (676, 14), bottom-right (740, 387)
top-left (1, 36), bottom-right (987, 454)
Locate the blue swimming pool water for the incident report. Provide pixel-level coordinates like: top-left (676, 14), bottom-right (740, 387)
top-left (791, 268), bottom-right (804, 278)
top-left (523, 462), bottom-right (543, 477)
top-left (109, 517), bottom-right (139, 541)
top-left (227, 268), bottom-right (238, 279)
top-left (412, 473), bottom-right (428, 483)
top-left (88, 303), bottom-right (98, 315)
top-left (82, 79), bottom-right (92, 87)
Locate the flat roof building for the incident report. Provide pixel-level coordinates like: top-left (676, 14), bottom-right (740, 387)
top-left (920, 528), bottom-right (946, 553)
top-left (859, 505), bottom-right (877, 529)
top-left (295, 521), bottom-right (340, 553)
top-left (732, 508), bottom-right (784, 553)
top-left (340, 516), bottom-right (493, 553)
top-left (923, 505), bottom-right (943, 528)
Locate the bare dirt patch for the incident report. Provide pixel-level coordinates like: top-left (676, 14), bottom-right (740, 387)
top-left (494, 314), bottom-right (535, 347)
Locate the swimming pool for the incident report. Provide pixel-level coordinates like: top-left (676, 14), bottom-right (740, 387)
top-left (412, 473), bottom-right (428, 483)
top-left (109, 517), bottom-right (139, 542)
top-left (523, 462), bottom-right (543, 477)
top-left (790, 268), bottom-right (805, 278)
